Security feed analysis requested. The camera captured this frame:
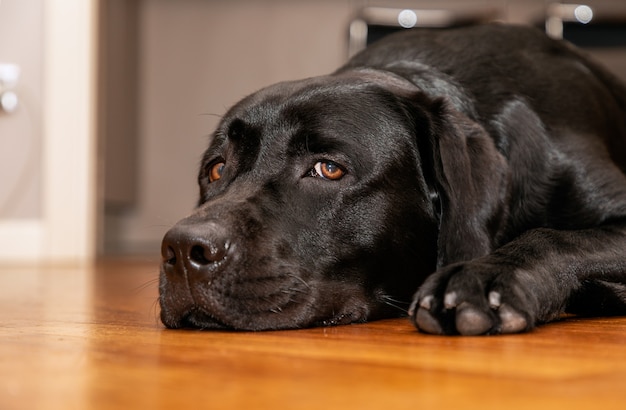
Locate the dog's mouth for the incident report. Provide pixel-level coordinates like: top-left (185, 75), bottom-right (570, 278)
top-left (159, 255), bottom-right (326, 330)
top-left (158, 258), bottom-right (384, 331)
top-left (177, 307), bottom-right (231, 330)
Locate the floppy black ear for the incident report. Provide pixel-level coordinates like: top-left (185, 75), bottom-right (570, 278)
top-left (424, 100), bottom-right (508, 267)
top-left (370, 69), bottom-right (508, 267)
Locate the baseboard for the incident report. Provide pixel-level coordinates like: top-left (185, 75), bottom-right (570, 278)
top-left (0, 219), bottom-right (44, 263)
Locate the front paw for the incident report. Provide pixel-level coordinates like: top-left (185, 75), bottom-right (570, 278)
top-left (409, 262), bottom-right (534, 335)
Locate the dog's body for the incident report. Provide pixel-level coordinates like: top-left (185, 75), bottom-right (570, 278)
top-left (159, 24), bottom-right (626, 335)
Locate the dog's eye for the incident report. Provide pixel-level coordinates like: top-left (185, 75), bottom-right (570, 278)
top-left (208, 162), bottom-right (225, 183)
top-left (312, 161), bottom-right (345, 180)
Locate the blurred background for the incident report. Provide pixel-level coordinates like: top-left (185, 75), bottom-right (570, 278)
top-left (1, 0), bottom-right (625, 264)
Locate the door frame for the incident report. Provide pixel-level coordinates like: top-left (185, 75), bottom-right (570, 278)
top-left (0, 0), bottom-right (98, 264)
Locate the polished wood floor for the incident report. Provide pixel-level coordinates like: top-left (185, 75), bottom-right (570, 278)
top-left (1, 258), bottom-right (626, 410)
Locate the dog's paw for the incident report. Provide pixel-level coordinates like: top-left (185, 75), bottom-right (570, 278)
top-left (409, 261), bottom-right (536, 335)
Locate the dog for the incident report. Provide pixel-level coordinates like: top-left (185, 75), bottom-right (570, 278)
top-left (159, 24), bottom-right (626, 335)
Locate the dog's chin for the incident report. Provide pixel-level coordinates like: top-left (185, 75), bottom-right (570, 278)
top-left (160, 297), bottom-right (318, 331)
top-left (163, 302), bottom-right (322, 331)
top-left (176, 309), bottom-right (231, 330)
top-left (160, 293), bottom-right (376, 331)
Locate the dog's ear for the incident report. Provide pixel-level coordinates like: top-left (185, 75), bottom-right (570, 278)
top-left (365, 69), bottom-right (508, 267)
top-left (417, 99), bottom-right (508, 267)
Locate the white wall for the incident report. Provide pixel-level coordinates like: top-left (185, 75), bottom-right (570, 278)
top-left (0, 0), bottom-right (98, 264)
top-left (0, 0), bottom-right (43, 220)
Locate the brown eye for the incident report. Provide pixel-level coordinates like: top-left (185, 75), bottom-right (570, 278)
top-left (208, 162), bottom-right (225, 183)
top-left (313, 161), bottom-right (345, 180)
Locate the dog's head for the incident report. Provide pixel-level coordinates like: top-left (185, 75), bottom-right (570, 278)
top-left (159, 69), bottom-right (506, 330)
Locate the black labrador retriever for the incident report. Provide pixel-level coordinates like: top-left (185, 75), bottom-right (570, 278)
top-left (159, 24), bottom-right (626, 335)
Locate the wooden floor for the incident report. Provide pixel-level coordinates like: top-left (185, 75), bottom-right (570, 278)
top-left (1, 259), bottom-right (626, 410)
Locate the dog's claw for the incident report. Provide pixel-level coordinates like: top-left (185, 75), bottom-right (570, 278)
top-left (444, 291), bottom-right (458, 309)
top-left (488, 291), bottom-right (502, 309)
top-left (419, 295), bottom-right (434, 310)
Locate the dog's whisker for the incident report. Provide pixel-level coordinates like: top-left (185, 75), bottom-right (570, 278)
top-left (199, 112), bottom-right (223, 119)
top-left (151, 297), bottom-right (161, 325)
top-left (286, 287), bottom-right (308, 295)
top-left (382, 295), bottom-right (410, 305)
top-left (287, 274), bottom-right (311, 290)
top-left (379, 295), bottom-right (410, 314)
top-left (132, 278), bottom-right (160, 294)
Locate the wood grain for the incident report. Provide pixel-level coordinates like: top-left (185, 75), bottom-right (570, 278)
top-left (1, 258), bottom-right (625, 409)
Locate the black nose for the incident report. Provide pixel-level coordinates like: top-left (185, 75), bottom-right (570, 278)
top-left (161, 222), bottom-right (230, 269)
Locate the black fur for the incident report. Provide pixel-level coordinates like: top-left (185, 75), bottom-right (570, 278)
top-left (159, 24), bottom-right (626, 335)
